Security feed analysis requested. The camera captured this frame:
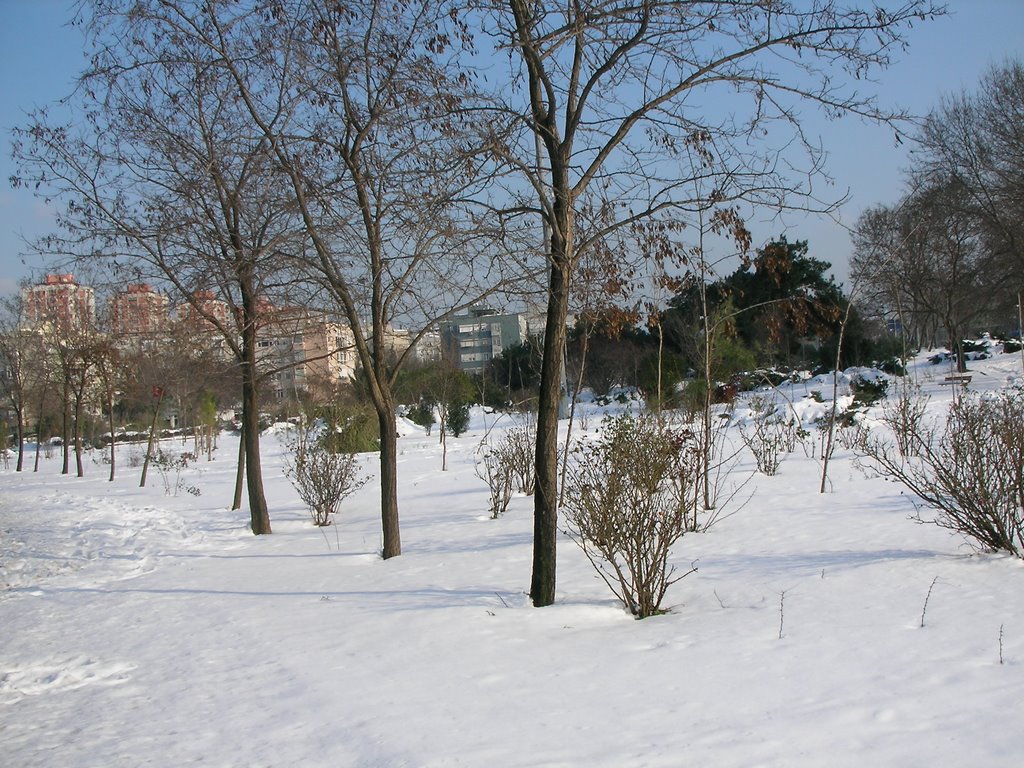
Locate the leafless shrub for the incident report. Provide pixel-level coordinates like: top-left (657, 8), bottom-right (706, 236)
top-left (835, 422), bottom-right (869, 452)
top-left (126, 446), bottom-right (145, 468)
top-left (475, 443), bottom-right (515, 519)
top-left (152, 449), bottom-right (201, 497)
top-left (859, 390), bottom-right (1024, 557)
top-left (475, 418), bottom-right (536, 518)
top-left (284, 423), bottom-right (369, 527)
top-left (739, 397), bottom-right (799, 476)
top-left (883, 381), bottom-right (931, 457)
top-left (503, 418), bottom-right (536, 495)
top-left (561, 412), bottom-right (698, 619)
top-left (686, 406), bottom-right (751, 532)
top-left (575, 408), bottom-right (591, 433)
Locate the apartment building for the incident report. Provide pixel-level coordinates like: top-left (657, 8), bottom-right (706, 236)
top-left (439, 307), bottom-right (529, 374)
top-left (21, 274), bottom-right (96, 332)
top-left (256, 306), bottom-right (357, 400)
top-left (175, 290), bottom-right (232, 334)
top-left (109, 283), bottom-right (169, 337)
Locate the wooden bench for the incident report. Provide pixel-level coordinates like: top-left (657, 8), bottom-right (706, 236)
top-left (941, 374), bottom-right (972, 386)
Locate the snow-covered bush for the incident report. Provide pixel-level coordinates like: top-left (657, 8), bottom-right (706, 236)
top-left (860, 390), bottom-right (1024, 557)
top-left (562, 412), bottom-right (698, 618)
top-left (850, 373), bottom-right (889, 406)
top-left (285, 423), bottom-right (368, 527)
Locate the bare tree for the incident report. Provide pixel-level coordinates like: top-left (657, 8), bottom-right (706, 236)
top-left (0, 296), bottom-right (36, 471)
top-left (850, 204), bottom-right (925, 347)
top-left (135, 0), bottom-right (519, 557)
top-left (40, 318), bottom-right (102, 478)
top-left (92, 335), bottom-right (130, 481)
top-left (917, 59), bottom-right (1024, 279)
top-left (68, 331), bottom-right (104, 478)
top-left (851, 178), bottom-right (1006, 371)
top-left (477, 0), bottom-right (943, 606)
top-left (855, 60), bottom-right (1024, 353)
top-left (12, 4), bottom-right (309, 532)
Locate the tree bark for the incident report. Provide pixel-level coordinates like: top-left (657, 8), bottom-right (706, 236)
top-left (232, 424), bottom-right (245, 511)
top-left (74, 392), bottom-right (85, 478)
top-left (61, 382), bottom-right (70, 475)
top-left (239, 284), bottom-right (271, 535)
top-left (33, 406), bottom-right (43, 473)
top-left (14, 406), bottom-right (24, 472)
top-left (140, 391), bottom-right (162, 488)
top-left (377, 403), bottom-right (401, 558)
top-left (531, 259), bottom-right (571, 607)
top-left (107, 392), bottom-right (116, 481)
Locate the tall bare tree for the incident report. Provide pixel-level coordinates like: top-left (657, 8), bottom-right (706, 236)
top-left (918, 59), bottom-right (1024, 279)
top-left (0, 296), bottom-right (35, 471)
top-left (12, 4), bottom-right (309, 532)
top-left (124, 0), bottom-right (519, 558)
top-left (852, 178), bottom-right (1007, 370)
top-left (92, 335), bottom-right (130, 482)
top-left (476, 0), bottom-right (944, 605)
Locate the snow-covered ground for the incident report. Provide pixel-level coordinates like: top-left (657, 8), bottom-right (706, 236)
top-left (3, 349), bottom-right (1024, 767)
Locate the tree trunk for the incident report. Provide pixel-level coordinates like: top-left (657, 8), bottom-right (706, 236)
top-left (232, 423), bottom-right (245, 511)
top-left (15, 406), bottom-right (24, 472)
top-left (820, 301), bottom-right (854, 493)
top-left (140, 391), bottom-right (162, 488)
top-left (33, 410), bottom-right (43, 473)
top-left (61, 385), bottom-right (70, 475)
top-left (655, 319), bottom-right (664, 413)
top-left (108, 393), bottom-right (116, 481)
top-left (954, 335), bottom-right (967, 373)
top-left (440, 411), bottom-right (448, 472)
top-left (239, 302), bottom-right (271, 534)
top-left (377, 403), bottom-right (401, 558)
top-left (74, 394), bottom-right (84, 478)
top-left (531, 259), bottom-right (571, 607)
top-left (701, 317), bottom-right (715, 512)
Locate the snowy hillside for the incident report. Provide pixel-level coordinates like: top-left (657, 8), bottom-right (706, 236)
top-left (3, 349), bottom-right (1024, 767)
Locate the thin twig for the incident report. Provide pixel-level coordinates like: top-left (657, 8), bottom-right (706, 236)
top-left (920, 576), bottom-right (939, 628)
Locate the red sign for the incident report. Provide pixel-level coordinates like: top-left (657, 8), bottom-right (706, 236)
top-left (152, 386), bottom-right (164, 399)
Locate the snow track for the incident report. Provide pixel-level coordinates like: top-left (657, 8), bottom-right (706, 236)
top-left (1, 486), bottom-right (219, 594)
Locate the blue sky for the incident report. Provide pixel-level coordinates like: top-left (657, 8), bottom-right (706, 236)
top-left (2, 0), bottom-right (1023, 298)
